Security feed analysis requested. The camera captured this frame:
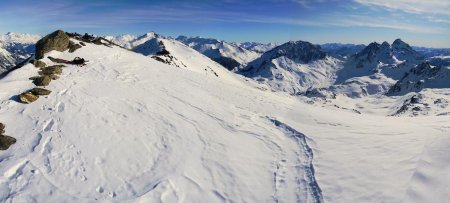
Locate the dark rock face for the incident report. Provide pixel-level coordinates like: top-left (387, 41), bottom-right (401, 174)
top-left (242, 40), bottom-right (327, 74)
top-left (212, 56), bottom-right (240, 70)
top-left (266, 41), bottom-right (327, 64)
top-left (35, 30), bottom-right (70, 59)
top-left (32, 75), bottom-right (52, 86)
top-left (18, 92), bottom-right (39, 103)
top-left (29, 87), bottom-right (52, 96)
top-left (0, 135), bottom-right (16, 150)
top-left (69, 42), bottom-right (82, 53)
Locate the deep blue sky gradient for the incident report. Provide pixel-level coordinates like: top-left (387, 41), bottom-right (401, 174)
top-left (0, 0), bottom-right (449, 47)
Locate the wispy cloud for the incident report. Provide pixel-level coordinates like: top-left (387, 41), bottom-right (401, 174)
top-left (3, 1), bottom-right (443, 35)
top-left (355, 0), bottom-right (450, 16)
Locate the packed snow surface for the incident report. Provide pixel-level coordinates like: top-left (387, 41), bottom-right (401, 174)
top-left (0, 42), bottom-right (449, 202)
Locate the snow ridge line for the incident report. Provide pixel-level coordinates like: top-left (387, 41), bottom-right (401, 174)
top-left (269, 118), bottom-right (324, 203)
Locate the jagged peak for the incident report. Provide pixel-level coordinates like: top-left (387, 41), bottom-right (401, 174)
top-left (393, 38), bottom-right (407, 45)
top-left (137, 32), bottom-right (158, 39)
top-left (255, 40), bottom-right (327, 64)
top-left (380, 41), bottom-right (390, 48)
top-left (415, 61), bottom-right (433, 70)
top-left (392, 38), bottom-right (415, 51)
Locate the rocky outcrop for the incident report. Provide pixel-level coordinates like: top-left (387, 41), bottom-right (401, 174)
top-left (0, 122), bottom-right (4, 134)
top-left (35, 30), bottom-right (70, 59)
top-left (18, 92), bottom-right (39, 103)
top-left (31, 59), bottom-right (46, 68)
top-left (1, 121), bottom-right (16, 150)
top-left (29, 87), bottom-right (52, 96)
top-left (0, 134), bottom-right (16, 150)
top-left (39, 65), bottom-right (64, 75)
top-left (69, 41), bottom-right (82, 53)
top-left (32, 75), bottom-right (52, 86)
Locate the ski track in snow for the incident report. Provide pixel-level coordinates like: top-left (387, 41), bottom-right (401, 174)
top-left (269, 118), bottom-right (323, 203)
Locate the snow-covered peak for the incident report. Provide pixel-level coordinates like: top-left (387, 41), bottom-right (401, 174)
top-left (104, 34), bottom-right (137, 48)
top-left (391, 38), bottom-right (424, 62)
top-left (345, 39), bottom-right (423, 72)
top-left (0, 32), bottom-right (41, 44)
top-left (392, 38), bottom-right (409, 49)
top-left (380, 41), bottom-right (390, 48)
top-left (104, 32), bottom-right (161, 49)
top-left (239, 42), bottom-right (278, 53)
top-left (239, 40), bottom-right (339, 94)
top-left (387, 61), bottom-right (450, 95)
top-left (175, 36), bottom-right (260, 70)
top-left (253, 40), bottom-right (327, 65)
top-left (0, 32), bottom-right (39, 73)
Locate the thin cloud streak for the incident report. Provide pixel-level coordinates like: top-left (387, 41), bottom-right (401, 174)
top-left (6, 3), bottom-right (442, 35)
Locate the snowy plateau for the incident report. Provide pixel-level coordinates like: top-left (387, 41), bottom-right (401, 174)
top-left (0, 30), bottom-right (449, 203)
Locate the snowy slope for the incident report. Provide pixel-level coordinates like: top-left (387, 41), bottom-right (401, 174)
top-left (132, 34), bottom-right (243, 83)
top-left (176, 36), bottom-right (260, 70)
top-left (239, 42), bottom-right (278, 53)
top-left (240, 41), bottom-right (342, 95)
top-left (0, 33), bottom-right (449, 203)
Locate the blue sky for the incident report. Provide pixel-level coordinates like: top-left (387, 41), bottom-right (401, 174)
top-left (0, 0), bottom-right (449, 47)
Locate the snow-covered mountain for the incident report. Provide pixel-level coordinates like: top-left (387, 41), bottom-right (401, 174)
top-left (413, 46), bottom-right (450, 58)
top-left (239, 41), bottom-right (341, 95)
top-left (176, 36), bottom-right (260, 70)
top-left (339, 39), bottom-right (423, 81)
top-left (388, 62), bottom-right (450, 95)
top-left (321, 43), bottom-right (365, 58)
top-left (0, 32), bottom-right (41, 73)
top-left (239, 42), bottom-right (278, 53)
top-left (325, 39), bottom-right (425, 97)
top-left (0, 47), bottom-right (15, 73)
top-left (130, 33), bottom-right (242, 81)
top-left (105, 32), bottom-right (159, 49)
top-left (0, 30), bottom-right (449, 203)
top-left (106, 33), bottom-right (245, 80)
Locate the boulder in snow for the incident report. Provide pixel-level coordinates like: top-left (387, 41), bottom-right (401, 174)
top-left (18, 92), bottom-right (39, 103)
top-left (31, 60), bottom-right (46, 68)
top-left (0, 135), bottom-right (16, 150)
top-left (39, 65), bottom-right (64, 76)
top-left (29, 87), bottom-right (52, 96)
top-left (32, 75), bottom-right (52, 86)
top-left (35, 30), bottom-right (71, 59)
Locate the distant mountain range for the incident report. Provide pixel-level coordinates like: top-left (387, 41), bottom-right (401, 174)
top-left (0, 32), bottom-right (41, 72)
top-left (2, 31), bottom-right (450, 102)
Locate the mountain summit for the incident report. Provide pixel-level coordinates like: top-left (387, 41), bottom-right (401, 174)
top-left (240, 40), bottom-right (339, 94)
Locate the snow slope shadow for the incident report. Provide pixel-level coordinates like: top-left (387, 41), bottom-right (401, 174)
top-left (268, 117), bottom-right (323, 203)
